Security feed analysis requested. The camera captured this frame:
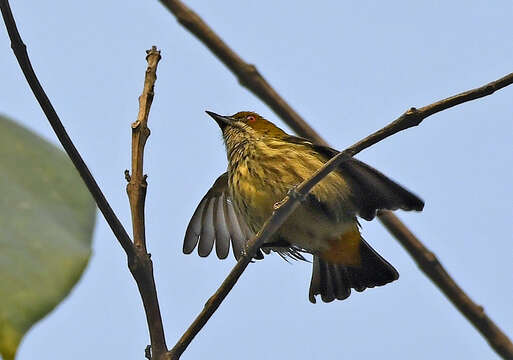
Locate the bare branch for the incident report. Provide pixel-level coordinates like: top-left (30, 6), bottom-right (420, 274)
top-left (168, 70), bottom-right (513, 357)
top-left (158, 0), bottom-right (327, 146)
top-left (346, 72), bottom-right (513, 156)
top-left (168, 154), bottom-right (352, 360)
top-left (0, 0), bottom-right (134, 256)
top-left (127, 46), bottom-right (160, 252)
top-left (378, 211), bottom-right (513, 359)
top-left (158, 1), bottom-right (513, 359)
top-left (126, 46), bottom-right (168, 359)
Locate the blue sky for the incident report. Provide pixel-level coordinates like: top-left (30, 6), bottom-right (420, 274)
top-left (1, 1), bottom-right (512, 359)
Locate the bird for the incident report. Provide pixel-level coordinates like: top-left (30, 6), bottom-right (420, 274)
top-left (183, 111), bottom-right (424, 303)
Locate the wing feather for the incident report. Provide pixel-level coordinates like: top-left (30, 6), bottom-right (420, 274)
top-left (284, 135), bottom-right (424, 221)
top-left (184, 172), bottom-right (307, 261)
top-left (198, 198), bottom-right (216, 257)
top-left (223, 196), bottom-right (246, 260)
top-left (183, 196), bottom-right (207, 254)
top-left (184, 173), bottom-right (253, 260)
top-left (214, 194), bottom-right (231, 259)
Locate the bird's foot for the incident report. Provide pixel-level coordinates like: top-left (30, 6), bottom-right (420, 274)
top-left (273, 186), bottom-right (306, 210)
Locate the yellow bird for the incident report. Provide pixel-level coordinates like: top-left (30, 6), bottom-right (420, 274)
top-left (184, 111), bottom-right (424, 303)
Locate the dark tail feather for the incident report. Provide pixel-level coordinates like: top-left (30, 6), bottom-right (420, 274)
top-left (309, 239), bottom-right (399, 303)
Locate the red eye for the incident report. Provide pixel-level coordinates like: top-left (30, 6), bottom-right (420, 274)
top-left (247, 115), bottom-right (255, 123)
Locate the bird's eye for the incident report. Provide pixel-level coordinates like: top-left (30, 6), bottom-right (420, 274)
top-left (246, 115), bottom-right (255, 123)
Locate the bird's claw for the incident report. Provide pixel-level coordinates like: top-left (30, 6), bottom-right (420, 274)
top-left (273, 186), bottom-right (306, 210)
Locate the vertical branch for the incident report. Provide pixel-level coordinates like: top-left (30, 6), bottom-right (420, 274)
top-left (125, 47), bottom-right (169, 359)
top-left (126, 46), bottom-right (160, 251)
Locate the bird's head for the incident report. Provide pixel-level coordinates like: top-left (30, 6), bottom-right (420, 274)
top-left (206, 110), bottom-right (287, 160)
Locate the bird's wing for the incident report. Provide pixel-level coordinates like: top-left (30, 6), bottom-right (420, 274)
top-left (284, 135), bottom-right (424, 221)
top-left (183, 172), bottom-right (264, 260)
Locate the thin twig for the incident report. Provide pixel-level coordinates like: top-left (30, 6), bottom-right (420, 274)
top-left (158, 1), bottom-right (513, 359)
top-left (346, 72), bottom-right (513, 156)
top-left (0, 0), bottom-right (134, 256)
top-left (127, 46), bottom-right (160, 252)
top-left (125, 47), bottom-right (168, 359)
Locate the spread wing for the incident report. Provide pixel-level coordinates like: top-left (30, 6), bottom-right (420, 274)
top-left (184, 173), bottom-right (306, 261)
top-left (183, 173), bottom-right (262, 260)
top-left (284, 135), bottom-right (424, 221)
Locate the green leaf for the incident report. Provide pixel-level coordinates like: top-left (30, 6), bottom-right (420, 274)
top-left (0, 115), bottom-right (96, 359)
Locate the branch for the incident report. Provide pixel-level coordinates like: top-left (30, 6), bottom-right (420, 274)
top-left (0, 4), bottom-right (170, 358)
top-left (160, 0), bottom-right (513, 148)
top-left (158, 1), bottom-right (513, 359)
top-left (125, 46), bottom-right (168, 359)
top-left (169, 153), bottom-right (353, 359)
top-left (346, 72), bottom-right (513, 156)
top-left (127, 46), bottom-right (160, 252)
top-left (168, 70), bottom-right (513, 357)
top-left (169, 66), bottom-right (513, 353)
top-left (158, 0), bottom-right (328, 147)
top-left (0, 0), bottom-right (134, 256)
top-left (378, 211), bottom-right (513, 359)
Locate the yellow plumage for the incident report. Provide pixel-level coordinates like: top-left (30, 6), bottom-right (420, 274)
top-left (184, 111), bottom-right (424, 303)
top-left (226, 116), bottom-right (355, 257)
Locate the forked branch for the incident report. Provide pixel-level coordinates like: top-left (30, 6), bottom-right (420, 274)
top-left (3, 0), bottom-right (513, 358)
top-left (0, 2), bottom-right (169, 358)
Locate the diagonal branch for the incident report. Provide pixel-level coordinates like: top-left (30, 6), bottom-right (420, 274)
top-left (159, 1), bottom-right (513, 359)
top-left (378, 211), bottom-right (513, 359)
top-left (346, 72), bottom-right (513, 156)
top-left (168, 149), bottom-right (354, 359)
top-left (158, 0), bottom-right (327, 146)
top-left (168, 70), bottom-right (513, 357)
top-left (0, 0), bottom-right (134, 256)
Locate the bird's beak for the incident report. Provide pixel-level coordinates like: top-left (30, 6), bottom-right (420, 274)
top-left (206, 111), bottom-right (232, 129)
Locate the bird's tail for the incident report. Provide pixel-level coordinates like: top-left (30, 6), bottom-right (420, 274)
top-left (309, 237), bottom-right (398, 303)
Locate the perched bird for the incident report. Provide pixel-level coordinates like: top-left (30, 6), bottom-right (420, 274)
top-left (184, 111), bottom-right (424, 303)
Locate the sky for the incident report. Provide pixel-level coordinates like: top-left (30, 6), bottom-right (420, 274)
top-left (1, 1), bottom-right (512, 359)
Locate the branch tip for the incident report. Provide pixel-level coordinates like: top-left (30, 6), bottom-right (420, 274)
top-left (126, 46), bottom-right (167, 356)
